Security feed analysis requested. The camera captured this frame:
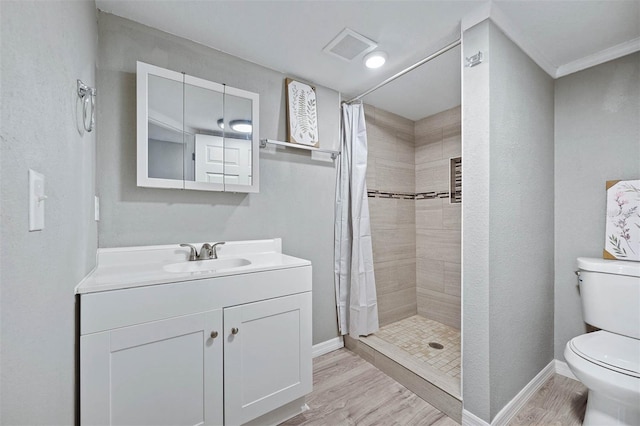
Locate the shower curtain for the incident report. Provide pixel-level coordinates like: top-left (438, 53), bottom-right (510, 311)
top-left (334, 102), bottom-right (379, 338)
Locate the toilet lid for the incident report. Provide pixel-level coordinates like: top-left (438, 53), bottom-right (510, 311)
top-left (570, 331), bottom-right (640, 378)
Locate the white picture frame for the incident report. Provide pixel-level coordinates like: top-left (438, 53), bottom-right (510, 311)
top-left (604, 179), bottom-right (640, 261)
top-left (285, 78), bottom-right (319, 147)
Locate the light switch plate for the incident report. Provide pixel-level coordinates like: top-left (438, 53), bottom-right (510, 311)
top-left (29, 169), bottom-right (45, 231)
top-left (94, 196), bottom-right (100, 221)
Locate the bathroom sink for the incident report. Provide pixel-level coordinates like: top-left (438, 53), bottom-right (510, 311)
top-left (163, 258), bottom-right (251, 274)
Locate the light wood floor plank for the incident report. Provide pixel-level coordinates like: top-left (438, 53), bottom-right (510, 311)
top-left (510, 374), bottom-right (587, 425)
top-left (283, 349), bottom-right (588, 426)
top-left (282, 349), bottom-right (454, 426)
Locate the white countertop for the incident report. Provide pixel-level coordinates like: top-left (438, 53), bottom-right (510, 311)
top-left (76, 238), bottom-right (311, 294)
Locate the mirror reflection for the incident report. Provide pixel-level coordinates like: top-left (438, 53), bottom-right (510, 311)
top-left (184, 82), bottom-right (224, 183)
top-left (147, 74), bottom-right (185, 181)
top-left (222, 93), bottom-right (253, 186)
top-left (138, 61), bottom-right (259, 192)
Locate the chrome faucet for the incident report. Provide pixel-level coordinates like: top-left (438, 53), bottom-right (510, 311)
top-left (211, 242), bottom-right (225, 259)
top-left (180, 242), bottom-right (225, 261)
top-left (198, 243), bottom-right (213, 260)
top-left (180, 244), bottom-right (198, 261)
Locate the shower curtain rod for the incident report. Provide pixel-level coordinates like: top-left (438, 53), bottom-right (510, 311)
top-left (345, 38), bottom-right (461, 104)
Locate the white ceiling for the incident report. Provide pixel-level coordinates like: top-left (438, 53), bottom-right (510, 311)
top-left (96, 0), bottom-right (640, 121)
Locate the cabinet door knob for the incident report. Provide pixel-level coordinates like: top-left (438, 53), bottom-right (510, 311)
top-left (231, 327), bottom-right (239, 335)
top-left (210, 331), bottom-right (219, 339)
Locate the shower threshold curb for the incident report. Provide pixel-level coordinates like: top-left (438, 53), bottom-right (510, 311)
top-left (345, 335), bottom-right (462, 424)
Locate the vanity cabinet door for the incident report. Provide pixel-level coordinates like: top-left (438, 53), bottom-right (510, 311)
top-left (223, 292), bottom-right (312, 425)
top-left (81, 310), bottom-right (223, 426)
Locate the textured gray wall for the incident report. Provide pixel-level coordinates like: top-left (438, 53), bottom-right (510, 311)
top-left (462, 20), bottom-right (555, 422)
top-left (148, 139), bottom-right (184, 180)
top-left (487, 22), bottom-right (555, 419)
top-left (0, 1), bottom-right (98, 424)
top-left (554, 53), bottom-right (640, 359)
top-left (96, 13), bottom-right (340, 345)
top-left (462, 20), bottom-right (492, 422)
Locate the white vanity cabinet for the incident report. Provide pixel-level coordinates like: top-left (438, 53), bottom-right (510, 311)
top-left (81, 309), bottom-right (224, 426)
top-left (78, 240), bottom-right (312, 426)
top-left (224, 293), bottom-right (312, 425)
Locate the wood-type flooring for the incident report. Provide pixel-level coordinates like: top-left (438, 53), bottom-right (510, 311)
top-left (282, 349), bottom-right (457, 426)
top-left (282, 348), bottom-right (588, 426)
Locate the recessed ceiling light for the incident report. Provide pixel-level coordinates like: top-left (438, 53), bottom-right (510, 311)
top-left (217, 118), bottom-right (225, 129)
top-left (229, 119), bottom-right (252, 134)
top-left (364, 51), bottom-right (387, 69)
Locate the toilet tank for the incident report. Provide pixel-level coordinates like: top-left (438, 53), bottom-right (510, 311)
top-left (577, 257), bottom-right (640, 339)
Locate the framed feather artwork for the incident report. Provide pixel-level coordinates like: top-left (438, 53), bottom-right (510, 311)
top-left (604, 179), bottom-right (640, 261)
top-left (285, 78), bottom-right (319, 147)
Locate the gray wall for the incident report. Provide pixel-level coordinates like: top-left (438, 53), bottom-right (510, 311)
top-left (148, 139), bottom-right (185, 180)
top-left (0, 1), bottom-right (98, 424)
top-left (487, 21), bottom-right (555, 419)
top-left (96, 12), bottom-right (340, 345)
top-left (462, 20), bottom-right (492, 422)
top-left (462, 20), bottom-right (555, 422)
top-left (554, 52), bottom-right (640, 359)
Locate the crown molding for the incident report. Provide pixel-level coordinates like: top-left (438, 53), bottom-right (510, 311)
top-left (462, 2), bottom-right (639, 80)
top-left (556, 37), bottom-right (640, 78)
top-left (488, 2), bottom-right (558, 78)
top-left (461, 2), bottom-right (558, 78)
top-left (461, 2), bottom-right (492, 34)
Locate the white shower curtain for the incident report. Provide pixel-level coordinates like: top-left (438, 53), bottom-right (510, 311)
top-left (334, 102), bottom-right (379, 338)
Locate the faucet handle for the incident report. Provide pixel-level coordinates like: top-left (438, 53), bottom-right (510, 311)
top-left (198, 243), bottom-right (213, 260)
top-left (180, 244), bottom-right (198, 261)
top-left (211, 241), bottom-right (226, 259)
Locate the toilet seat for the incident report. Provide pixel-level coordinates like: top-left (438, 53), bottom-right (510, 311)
top-left (569, 331), bottom-right (640, 378)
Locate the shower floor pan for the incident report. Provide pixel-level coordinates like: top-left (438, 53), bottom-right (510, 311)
top-left (345, 315), bottom-right (461, 423)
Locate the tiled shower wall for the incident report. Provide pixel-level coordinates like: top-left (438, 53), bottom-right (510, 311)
top-left (415, 107), bottom-right (461, 330)
top-left (365, 105), bottom-right (417, 327)
top-left (365, 104), bottom-right (461, 329)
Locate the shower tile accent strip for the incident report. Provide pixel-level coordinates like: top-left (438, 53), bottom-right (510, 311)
top-left (368, 189), bottom-right (450, 200)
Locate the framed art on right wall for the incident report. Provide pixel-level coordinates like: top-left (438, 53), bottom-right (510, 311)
top-left (604, 179), bottom-right (640, 261)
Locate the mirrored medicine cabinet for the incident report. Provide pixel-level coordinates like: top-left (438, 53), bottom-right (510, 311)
top-left (137, 61), bottom-right (259, 193)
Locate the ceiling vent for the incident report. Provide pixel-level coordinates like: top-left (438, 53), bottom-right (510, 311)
top-left (323, 28), bottom-right (377, 61)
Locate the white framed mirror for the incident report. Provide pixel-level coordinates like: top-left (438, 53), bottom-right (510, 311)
top-left (137, 61), bottom-right (259, 193)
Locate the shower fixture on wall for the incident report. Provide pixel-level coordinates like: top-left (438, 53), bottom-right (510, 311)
top-left (77, 79), bottom-right (96, 133)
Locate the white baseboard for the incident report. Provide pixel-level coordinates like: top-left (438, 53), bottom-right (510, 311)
top-left (462, 409), bottom-right (490, 426)
top-left (492, 360), bottom-right (556, 426)
top-left (463, 358), bottom-right (582, 425)
top-left (554, 359), bottom-right (578, 381)
top-left (312, 336), bottom-right (344, 358)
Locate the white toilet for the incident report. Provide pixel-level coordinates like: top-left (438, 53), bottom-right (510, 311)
top-left (564, 257), bottom-right (640, 426)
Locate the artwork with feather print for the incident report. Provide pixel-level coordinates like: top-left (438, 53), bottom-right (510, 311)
top-left (604, 179), bottom-right (640, 261)
top-left (285, 78), bottom-right (319, 147)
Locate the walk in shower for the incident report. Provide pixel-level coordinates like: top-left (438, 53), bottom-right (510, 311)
top-left (340, 39), bottom-right (463, 421)
top-left (345, 101), bottom-right (463, 421)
